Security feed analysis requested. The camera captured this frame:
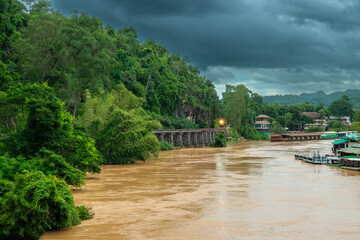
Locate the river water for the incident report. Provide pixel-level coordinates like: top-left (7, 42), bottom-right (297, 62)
top-left (42, 140), bottom-right (360, 240)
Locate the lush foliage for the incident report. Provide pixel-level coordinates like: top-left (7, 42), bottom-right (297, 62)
top-left (78, 84), bottom-right (161, 164)
top-left (1, 83), bottom-right (102, 173)
top-left (305, 126), bottom-right (324, 133)
top-left (270, 120), bottom-right (285, 133)
top-left (159, 141), bottom-right (175, 151)
top-left (76, 205), bottom-right (94, 220)
top-left (223, 85), bottom-right (248, 142)
top-left (328, 95), bottom-right (353, 119)
top-left (210, 131), bottom-right (227, 147)
top-left (0, 83), bottom-right (101, 239)
top-left (0, 2), bottom-right (224, 236)
top-left (0, 171), bottom-right (80, 240)
top-left (97, 109), bottom-right (160, 164)
top-left (0, 149), bottom-right (86, 186)
top-left (327, 120), bottom-right (346, 132)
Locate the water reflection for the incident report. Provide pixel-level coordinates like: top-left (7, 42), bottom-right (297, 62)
top-left (42, 140), bottom-right (360, 240)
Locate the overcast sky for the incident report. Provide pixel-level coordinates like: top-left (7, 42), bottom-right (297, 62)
top-left (51, 0), bottom-right (360, 96)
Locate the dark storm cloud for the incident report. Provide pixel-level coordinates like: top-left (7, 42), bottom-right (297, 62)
top-left (51, 0), bottom-right (360, 95)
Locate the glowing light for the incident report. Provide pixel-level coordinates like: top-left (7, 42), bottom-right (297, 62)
top-left (219, 119), bottom-right (225, 126)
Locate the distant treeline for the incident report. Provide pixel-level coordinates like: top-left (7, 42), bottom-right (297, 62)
top-left (264, 89), bottom-right (360, 108)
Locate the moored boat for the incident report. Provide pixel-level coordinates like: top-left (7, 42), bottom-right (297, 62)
top-left (340, 157), bottom-right (360, 171)
top-left (294, 150), bottom-right (330, 164)
top-left (326, 156), bottom-right (343, 167)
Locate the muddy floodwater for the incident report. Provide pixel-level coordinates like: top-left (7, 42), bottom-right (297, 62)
top-left (42, 140), bottom-right (360, 240)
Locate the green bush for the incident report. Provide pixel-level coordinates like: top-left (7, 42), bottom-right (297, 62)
top-left (97, 110), bottom-right (161, 164)
top-left (0, 171), bottom-right (80, 240)
top-left (0, 149), bottom-right (86, 187)
top-left (238, 124), bottom-right (269, 140)
top-left (328, 120), bottom-right (346, 132)
top-left (159, 141), bottom-right (174, 151)
top-left (305, 126), bottom-right (323, 132)
top-left (76, 206), bottom-right (94, 220)
top-left (158, 115), bottom-right (198, 129)
top-left (210, 131), bottom-right (227, 147)
top-left (3, 84), bottom-right (102, 175)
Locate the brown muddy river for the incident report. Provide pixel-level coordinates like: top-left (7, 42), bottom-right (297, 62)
top-left (42, 140), bottom-right (360, 240)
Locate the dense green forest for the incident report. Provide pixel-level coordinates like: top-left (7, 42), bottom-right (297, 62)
top-left (264, 89), bottom-right (360, 108)
top-left (0, 0), bottom-right (224, 238)
top-left (0, 0), bottom-right (359, 239)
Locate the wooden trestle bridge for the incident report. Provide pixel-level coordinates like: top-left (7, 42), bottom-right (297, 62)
top-left (152, 128), bottom-right (229, 147)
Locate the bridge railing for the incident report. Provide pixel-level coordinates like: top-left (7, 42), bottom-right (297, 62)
top-left (152, 127), bottom-right (229, 147)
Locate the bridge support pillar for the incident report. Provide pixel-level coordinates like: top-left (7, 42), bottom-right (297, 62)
top-left (170, 133), bottom-right (174, 146)
top-left (179, 132), bottom-right (183, 146)
top-left (205, 132), bottom-right (208, 146)
top-left (187, 133), bottom-right (191, 147)
top-left (200, 132), bottom-right (205, 146)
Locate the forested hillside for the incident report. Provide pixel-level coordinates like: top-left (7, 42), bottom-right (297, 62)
top-left (0, 0), bottom-right (222, 238)
top-left (0, 0), bottom-right (221, 129)
top-left (264, 89), bottom-right (360, 108)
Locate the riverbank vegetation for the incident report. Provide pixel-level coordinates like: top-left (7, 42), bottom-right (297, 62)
top-left (0, 0), bottom-right (222, 238)
top-left (209, 131), bottom-right (227, 147)
top-left (159, 141), bottom-right (175, 151)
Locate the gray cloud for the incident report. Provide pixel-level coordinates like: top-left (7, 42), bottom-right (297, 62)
top-left (51, 0), bottom-right (360, 95)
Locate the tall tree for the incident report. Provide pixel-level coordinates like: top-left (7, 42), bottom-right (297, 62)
top-left (328, 95), bottom-right (353, 119)
top-left (223, 84), bottom-right (248, 142)
top-left (14, 12), bottom-right (64, 84)
top-left (78, 84), bottom-right (161, 164)
top-left (0, 0), bottom-right (27, 61)
top-left (60, 12), bottom-right (115, 126)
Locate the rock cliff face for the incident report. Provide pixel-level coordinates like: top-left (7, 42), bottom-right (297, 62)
top-left (176, 102), bottom-right (211, 126)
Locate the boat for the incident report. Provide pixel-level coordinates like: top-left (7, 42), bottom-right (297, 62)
top-left (340, 157), bottom-right (360, 171)
top-left (326, 156), bottom-right (342, 164)
top-left (294, 150), bottom-right (330, 164)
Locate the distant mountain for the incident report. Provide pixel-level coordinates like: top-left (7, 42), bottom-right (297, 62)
top-left (263, 89), bottom-right (360, 108)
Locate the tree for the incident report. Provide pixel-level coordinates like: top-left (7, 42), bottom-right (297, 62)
top-left (0, 149), bottom-right (86, 186)
top-left (29, 0), bottom-right (52, 15)
top-left (301, 101), bottom-right (315, 112)
top-left (270, 120), bottom-right (285, 133)
top-left (78, 83), bottom-right (161, 164)
top-left (60, 12), bottom-right (115, 126)
top-left (328, 95), bottom-right (353, 119)
top-left (3, 83), bottom-right (102, 174)
top-left (97, 109), bottom-right (161, 164)
top-left (0, 59), bottom-right (19, 91)
top-left (14, 12), bottom-right (64, 84)
top-left (305, 126), bottom-right (323, 132)
top-left (315, 103), bottom-right (325, 112)
top-left (0, 0), bottom-right (27, 61)
top-left (77, 83), bottom-right (144, 138)
top-left (276, 112), bottom-right (292, 128)
top-left (210, 131), bottom-right (226, 147)
top-left (319, 109), bottom-right (327, 118)
top-left (284, 113), bottom-right (292, 127)
top-left (328, 120), bottom-right (346, 132)
top-left (223, 84), bottom-right (248, 142)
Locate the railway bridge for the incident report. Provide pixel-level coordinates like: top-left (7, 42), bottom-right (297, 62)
top-left (152, 128), bottom-right (228, 147)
